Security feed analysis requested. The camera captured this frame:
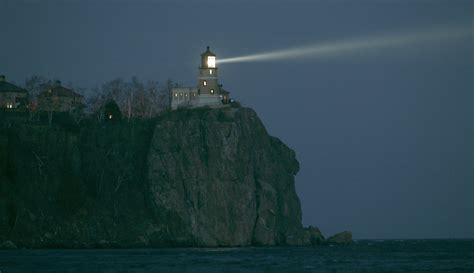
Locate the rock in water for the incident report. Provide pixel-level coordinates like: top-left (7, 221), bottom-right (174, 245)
top-left (326, 231), bottom-right (353, 245)
top-left (304, 226), bottom-right (325, 245)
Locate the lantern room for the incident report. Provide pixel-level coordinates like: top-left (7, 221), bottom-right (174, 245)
top-left (201, 46), bottom-right (216, 68)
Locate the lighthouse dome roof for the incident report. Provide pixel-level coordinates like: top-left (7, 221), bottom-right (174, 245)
top-left (201, 46), bottom-right (216, 56)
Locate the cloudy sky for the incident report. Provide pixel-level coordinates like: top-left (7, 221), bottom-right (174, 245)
top-left (1, 0), bottom-right (472, 239)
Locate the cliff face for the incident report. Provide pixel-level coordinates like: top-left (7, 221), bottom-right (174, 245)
top-left (148, 108), bottom-right (303, 246)
top-left (0, 107), bottom-right (306, 248)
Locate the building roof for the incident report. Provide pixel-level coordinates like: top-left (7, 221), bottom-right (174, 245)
top-left (38, 81), bottom-right (83, 98)
top-left (0, 76), bottom-right (28, 93)
top-left (201, 46), bottom-right (216, 56)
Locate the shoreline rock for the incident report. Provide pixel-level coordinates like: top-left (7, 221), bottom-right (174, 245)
top-left (304, 226), bottom-right (325, 245)
top-left (326, 231), bottom-right (353, 245)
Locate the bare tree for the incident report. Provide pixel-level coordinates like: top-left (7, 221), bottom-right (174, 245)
top-left (25, 76), bottom-right (86, 125)
top-left (92, 77), bottom-right (176, 119)
top-left (161, 78), bottom-right (177, 110)
top-left (37, 95), bottom-right (63, 127)
top-left (24, 76), bottom-right (52, 120)
top-left (146, 80), bottom-right (160, 117)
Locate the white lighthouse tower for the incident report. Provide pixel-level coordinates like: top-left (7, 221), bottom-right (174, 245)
top-left (198, 46), bottom-right (219, 96)
top-left (171, 46), bottom-right (230, 110)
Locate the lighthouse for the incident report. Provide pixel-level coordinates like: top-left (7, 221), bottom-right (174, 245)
top-left (198, 46), bottom-right (219, 95)
top-left (171, 46), bottom-right (230, 110)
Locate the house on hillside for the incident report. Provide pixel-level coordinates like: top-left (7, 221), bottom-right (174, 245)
top-left (0, 75), bottom-right (28, 110)
top-left (37, 80), bottom-right (84, 112)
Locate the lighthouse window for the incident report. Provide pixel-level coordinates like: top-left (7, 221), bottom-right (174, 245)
top-left (209, 69), bottom-right (213, 75)
top-left (203, 80), bottom-right (207, 86)
top-left (207, 56), bottom-right (216, 68)
top-left (210, 89), bottom-right (214, 94)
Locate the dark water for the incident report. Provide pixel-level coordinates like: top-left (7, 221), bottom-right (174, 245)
top-left (0, 240), bottom-right (473, 273)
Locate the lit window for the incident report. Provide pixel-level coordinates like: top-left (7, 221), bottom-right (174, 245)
top-left (207, 56), bottom-right (216, 68)
top-left (209, 69), bottom-right (213, 75)
top-left (203, 80), bottom-right (207, 86)
top-left (210, 89), bottom-right (214, 94)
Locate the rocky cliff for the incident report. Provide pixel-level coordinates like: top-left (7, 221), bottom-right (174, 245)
top-left (0, 107), bottom-right (308, 248)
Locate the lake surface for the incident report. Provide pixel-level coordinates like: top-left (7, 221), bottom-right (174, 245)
top-left (0, 240), bottom-right (473, 273)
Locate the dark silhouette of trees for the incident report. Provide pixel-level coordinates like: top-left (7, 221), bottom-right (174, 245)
top-left (87, 77), bottom-right (175, 120)
top-left (22, 76), bottom-right (177, 122)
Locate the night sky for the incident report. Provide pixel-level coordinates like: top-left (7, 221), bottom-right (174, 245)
top-left (1, 0), bottom-right (472, 239)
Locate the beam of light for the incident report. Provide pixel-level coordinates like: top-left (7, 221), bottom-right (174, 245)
top-left (217, 25), bottom-right (473, 64)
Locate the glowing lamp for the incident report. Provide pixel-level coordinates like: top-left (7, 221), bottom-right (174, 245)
top-left (201, 46), bottom-right (217, 68)
top-left (207, 56), bottom-right (216, 68)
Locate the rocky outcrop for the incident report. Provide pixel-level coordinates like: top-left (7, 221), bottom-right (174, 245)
top-left (304, 226), bottom-right (325, 245)
top-left (0, 107), bottom-right (308, 247)
top-left (326, 231), bottom-right (353, 245)
top-left (147, 107), bottom-right (304, 246)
